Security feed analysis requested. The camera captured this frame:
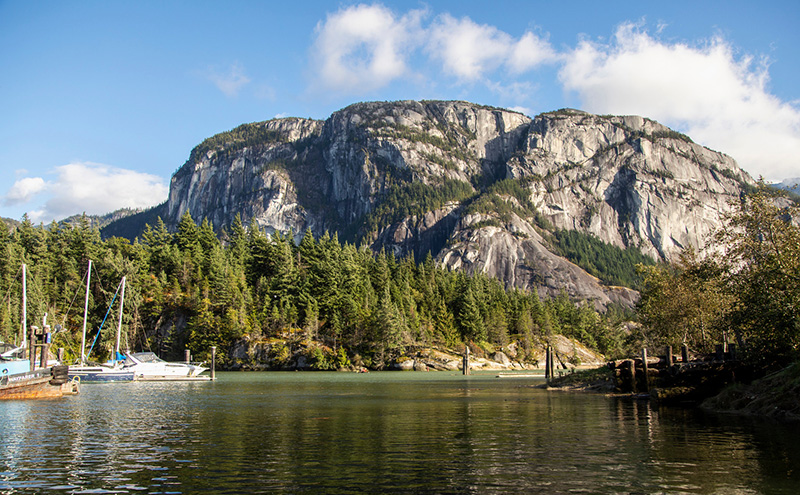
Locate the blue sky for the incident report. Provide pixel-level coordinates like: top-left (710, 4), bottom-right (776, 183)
top-left (2, 0), bottom-right (799, 223)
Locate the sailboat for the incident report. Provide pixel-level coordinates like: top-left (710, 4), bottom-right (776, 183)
top-left (0, 264), bottom-right (79, 399)
top-left (67, 261), bottom-right (134, 382)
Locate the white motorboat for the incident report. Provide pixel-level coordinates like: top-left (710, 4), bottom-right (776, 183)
top-left (122, 351), bottom-right (210, 381)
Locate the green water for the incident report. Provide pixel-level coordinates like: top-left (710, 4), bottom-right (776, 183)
top-left (1, 371), bottom-right (798, 493)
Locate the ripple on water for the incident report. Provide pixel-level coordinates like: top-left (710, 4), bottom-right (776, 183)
top-left (2, 373), bottom-right (799, 493)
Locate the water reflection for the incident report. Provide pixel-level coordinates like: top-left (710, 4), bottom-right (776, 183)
top-left (0, 372), bottom-right (798, 493)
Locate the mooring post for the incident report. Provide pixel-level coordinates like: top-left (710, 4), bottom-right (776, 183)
top-left (185, 349), bottom-right (191, 364)
top-left (665, 345), bottom-right (673, 366)
top-left (640, 348), bottom-right (649, 392)
top-left (462, 346), bottom-right (470, 375)
top-left (545, 346), bottom-right (551, 381)
top-left (41, 343), bottom-right (50, 370)
top-left (549, 345), bottom-right (555, 380)
top-left (210, 346), bottom-right (217, 381)
top-left (29, 326), bottom-right (38, 371)
top-left (681, 344), bottom-right (689, 364)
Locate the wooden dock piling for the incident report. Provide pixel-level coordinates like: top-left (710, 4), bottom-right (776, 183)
top-left (640, 348), bottom-right (649, 392)
top-left (210, 346), bottom-right (216, 381)
top-left (545, 345), bottom-right (556, 382)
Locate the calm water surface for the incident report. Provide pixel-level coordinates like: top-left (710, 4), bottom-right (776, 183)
top-left (1, 371), bottom-right (798, 494)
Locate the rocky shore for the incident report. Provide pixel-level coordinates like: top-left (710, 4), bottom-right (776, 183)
top-left (700, 362), bottom-right (800, 422)
top-left (225, 333), bottom-right (606, 372)
top-left (545, 359), bottom-right (800, 422)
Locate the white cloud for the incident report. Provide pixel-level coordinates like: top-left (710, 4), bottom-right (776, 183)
top-left (310, 5), bottom-right (556, 94)
top-left (507, 31), bottom-right (559, 73)
top-left (306, 8), bottom-right (800, 180)
top-left (3, 177), bottom-right (47, 206)
top-left (427, 15), bottom-right (556, 81)
top-left (509, 106), bottom-right (532, 116)
top-left (427, 14), bottom-right (512, 81)
top-left (310, 4), bottom-right (426, 94)
top-left (206, 62), bottom-right (251, 97)
top-left (18, 162), bottom-right (168, 223)
top-left (559, 23), bottom-right (800, 180)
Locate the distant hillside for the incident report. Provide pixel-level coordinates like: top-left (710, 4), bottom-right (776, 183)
top-left (99, 204), bottom-right (168, 240)
top-left (1, 217), bottom-right (20, 230)
top-left (771, 178), bottom-right (800, 202)
top-left (60, 208), bottom-right (146, 232)
top-left (102, 100), bottom-right (755, 308)
top-left (773, 177), bottom-right (799, 190)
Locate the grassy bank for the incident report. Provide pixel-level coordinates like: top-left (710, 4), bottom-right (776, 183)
top-left (701, 362), bottom-right (800, 422)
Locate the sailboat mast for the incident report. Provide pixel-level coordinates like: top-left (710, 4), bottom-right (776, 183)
top-left (80, 260), bottom-right (92, 365)
top-left (21, 263), bottom-right (26, 348)
top-left (115, 276), bottom-right (126, 359)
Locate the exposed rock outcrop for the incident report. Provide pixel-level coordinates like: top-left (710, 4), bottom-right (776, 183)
top-left (108, 101), bottom-right (755, 307)
top-left (225, 335), bottom-right (604, 372)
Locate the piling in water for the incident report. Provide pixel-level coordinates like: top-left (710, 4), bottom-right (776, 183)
top-left (640, 348), bottom-right (650, 392)
top-left (210, 346), bottom-right (216, 381)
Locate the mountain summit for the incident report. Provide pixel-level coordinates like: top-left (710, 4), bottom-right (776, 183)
top-left (106, 100), bottom-right (753, 307)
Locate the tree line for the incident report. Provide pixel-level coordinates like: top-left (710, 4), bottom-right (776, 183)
top-left (636, 182), bottom-right (799, 368)
top-left (0, 212), bottom-right (633, 369)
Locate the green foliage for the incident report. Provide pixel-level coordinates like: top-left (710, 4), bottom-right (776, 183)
top-left (463, 178), bottom-right (540, 225)
top-left (187, 121), bottom-right (288, 165)
top-left (637, 250), bottom-right (732, 353)
top-left (367, 121), bottom-right (474, 163)
top-left (637, 181), bottom-right (800, 365)
top-left (648, 130), bottom-right (694, 144)
top-left (714, 183), bottom-right (800, 364)
top-left (650, 168), bottom-right (676, 180)
top-left (551, 229), bottom-right (657, 288)
top-left (0, 212), bottom-right (633, 368)
top-left (361, 179), bottom-right (474, 236)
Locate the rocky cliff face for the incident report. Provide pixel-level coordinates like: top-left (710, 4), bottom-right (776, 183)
top-left (150, 101), bottom-right (754, 307)
top-left (514, 110), bottom-right (746, 259)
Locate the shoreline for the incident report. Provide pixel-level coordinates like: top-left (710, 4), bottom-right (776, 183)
top-left (543, 362), bottom-right (800, 422)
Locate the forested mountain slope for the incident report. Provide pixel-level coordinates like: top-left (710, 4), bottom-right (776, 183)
top-left (105, 101), bottom-right (753, 308)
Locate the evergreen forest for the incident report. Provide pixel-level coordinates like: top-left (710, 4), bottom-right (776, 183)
top-left (2, 183), bottom-right (795, 371)
top-left (0, 213), bottom-right (632, 370)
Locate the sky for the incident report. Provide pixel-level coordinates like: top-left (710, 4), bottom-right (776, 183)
top-left (2, 0), bottom-right (799, 224)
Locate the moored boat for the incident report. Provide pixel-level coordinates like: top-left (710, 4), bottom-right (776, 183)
top-left (68, 261), bottom-right (135, 382)
top-left (67, 363), bottom-right (135, 382)
top-left (0, 360), bottom-right (78, 399)
top-left (121, 351), bottom-right (210, 381)
top-left (0, 264), bottom-right (80, 400)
